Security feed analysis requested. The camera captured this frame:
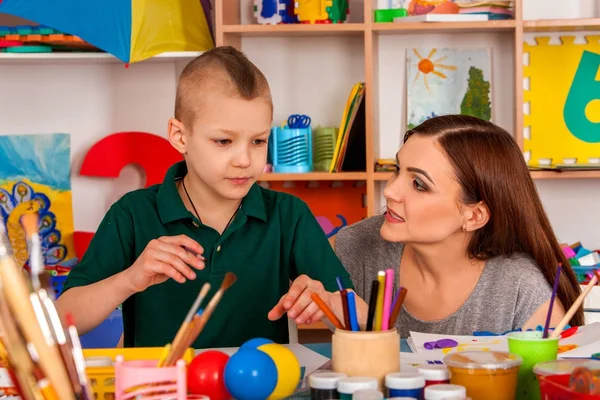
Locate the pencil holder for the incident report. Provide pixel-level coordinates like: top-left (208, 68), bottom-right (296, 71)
top-left (114, 355), bottom-right (187, 400)
top-left (270, 126), bottom-right (313, 173)
top-left (332, 329), bottom-right (400, 389)
top-left (313, 126), bottom-right (338, 171)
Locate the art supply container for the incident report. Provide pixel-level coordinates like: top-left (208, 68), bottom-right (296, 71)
top-left (270, 126), bottom-right (313, 173)
top-left (84, 347), bottom-right (194, 400)
top-left (332, 328), bottom-right (400, 389)
top-left (418, 365), bottom-right (450, 387)
top-left (507, 330), bottom-right (559, 400)
top-left (534, 359), bottom-right (600, 400)
top-left (424, 384), bottom-right (468, 400)
top-left (353, 388), bottom-right (384, 399)
top-left (114, 355), bottom-right (187, 400)
top-left (313, 126), bottom-right (338, 171)
top-left (385, 372), bottom-right (425, 398)
top-left (444, 351), bottom-right (522, 400)
top-left (337, 377), bottom-right (378, 400)
top-left (309, 371), bottom-right (347, 400)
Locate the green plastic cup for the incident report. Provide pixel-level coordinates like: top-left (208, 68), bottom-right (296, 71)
top-left (507, 331), bottom-right (559, 400)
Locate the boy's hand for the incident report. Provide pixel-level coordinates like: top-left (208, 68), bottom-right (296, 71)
top-left (123, 235), bottom-right (205, 293)
top-left (268, 275), bottom-right (331, 325)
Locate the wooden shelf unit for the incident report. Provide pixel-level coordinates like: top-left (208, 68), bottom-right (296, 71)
top-left (214, 0), bottom-right (600, 218)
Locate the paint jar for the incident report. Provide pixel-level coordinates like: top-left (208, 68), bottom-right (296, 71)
top-left (506, 331), bottom-right (559, 400)
top-left (533, 359), bottom-right (600, 398)
top-left (332, 328), bottom-right (400, 389)
top-left (385, 372), bottom-right (425, 398)
top-left (444, 351), bottom-right (522, 400)
top-left (337, 377), bottom-right (378, 400)
top-left (418, 365), bottom-right (450, 387)
top-left (424, 384), bottom-right (468, 399)
top-left (309, 371), bottom-right (347, 400)
top-left (352, 388), bottom-right (384, 399)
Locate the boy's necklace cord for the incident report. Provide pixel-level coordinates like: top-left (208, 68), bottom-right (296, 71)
top-left (181, 176), bottom-right (240, 234)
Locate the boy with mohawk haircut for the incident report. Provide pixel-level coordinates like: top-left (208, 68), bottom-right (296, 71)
top-left (58, 46), bottom-right (361, 348)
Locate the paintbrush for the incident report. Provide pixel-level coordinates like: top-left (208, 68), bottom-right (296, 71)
top-left (166, 272), bottom-right (237, 366)
top-left (543, 263), bottom-right (562, 338)
top-left (550, 270), bottom-right (599, 338)
top-left (0, 281), bottom-right (45, 400)
top-left (21, 213), bottom-right (83, 395)
top-left (0, 218), bottom-right (75, 400)
top-left (162, 283), bottom-right (211, 366)
top-left (64, 314), bottom-right (94, 400)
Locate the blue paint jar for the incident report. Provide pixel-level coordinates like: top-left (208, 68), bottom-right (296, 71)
top-left (385, 372), bottom-right (425, 399)
top-left (337, 377), bottom-right (378, 400)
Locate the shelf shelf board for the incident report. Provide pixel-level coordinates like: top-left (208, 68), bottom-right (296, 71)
top-left (529, 169), bottom-right (600, 180)
top-left (0, 51), bottom-right (203, 64)
top-left (373, 19), bottom-right (516, 34)
top-left (374, 172), bottom-right (394, 181)
top-left (259, 172), bottom-right (368, 181)
top-left (377, 170), bottom-right (600, 180)
top-left (524, 18), bottom-right (600, 32)
top-left (222, 23), bottom-right (366, 36)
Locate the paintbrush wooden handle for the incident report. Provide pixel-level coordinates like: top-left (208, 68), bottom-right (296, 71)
top-left (0, 257), bottom-right (75, 400)
top-left (163, 321), bottom-right (192, 367)
top-left (550, 274), bottom-right (597, 338)
top-left (167, 292), bottom-right (225, 366)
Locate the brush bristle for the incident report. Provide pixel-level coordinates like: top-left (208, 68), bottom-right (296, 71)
top-left (20, 213), bottom-right (39, 239)
top-left (221, 272), bottom-right (237, 291)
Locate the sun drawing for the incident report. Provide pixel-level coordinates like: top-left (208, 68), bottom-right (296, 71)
top-left (412, 48), bottom-right (458, 92)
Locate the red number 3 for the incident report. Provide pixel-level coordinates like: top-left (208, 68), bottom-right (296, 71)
top-left (75, 132), bottom-right (183, 257)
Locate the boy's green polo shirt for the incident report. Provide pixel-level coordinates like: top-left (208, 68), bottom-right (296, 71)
top-left (62, 161), bottom-right (353, 348)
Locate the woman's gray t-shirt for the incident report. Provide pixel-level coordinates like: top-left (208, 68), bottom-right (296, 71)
top-left (334, 215), bottom-right (552, 337)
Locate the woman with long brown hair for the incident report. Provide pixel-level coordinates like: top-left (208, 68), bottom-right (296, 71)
top-left (336, 114), bottom-right (583, 336)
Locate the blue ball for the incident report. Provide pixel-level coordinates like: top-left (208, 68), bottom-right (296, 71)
top-left (224, 348), bottom-right (278, 400)
top-left (240, 337), bottom-right (274, 350)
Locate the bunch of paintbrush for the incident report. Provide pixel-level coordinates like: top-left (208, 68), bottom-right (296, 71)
top-left (159, 272), bottom-right (237, 367)
top-left (0, 213), bottom-right (93, 400)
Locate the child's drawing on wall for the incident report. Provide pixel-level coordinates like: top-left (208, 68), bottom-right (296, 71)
top-left (406, 47), bottom-right (492, 130)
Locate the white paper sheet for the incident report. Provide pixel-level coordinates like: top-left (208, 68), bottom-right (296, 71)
top-left (195, 343), bottom-right (331, 378)
top-left (409, 331), bottom-right (509, 360)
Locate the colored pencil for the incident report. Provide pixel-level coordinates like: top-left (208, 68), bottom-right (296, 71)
top-left (340, 289), bottom-right (350, 330)
top-left (543, 263), bottom-right (562, 338)
top-left (374, 271), bottom-right (385, 330)
top-left (311, 293), bottom-right (344, 330)
top-left (347, 292), bottom-right (360, 331)
top-left (389, 287), bottom-right (408, 328)
top-left (381, 269), bottom-right (394, 330)
top-left (366, 280), bottom-right (379, 331)
top-left (335, 276), bottom-right (345, 292)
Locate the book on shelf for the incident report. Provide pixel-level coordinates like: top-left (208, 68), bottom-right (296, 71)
top-left (329, 82), bottom-right (366, 173)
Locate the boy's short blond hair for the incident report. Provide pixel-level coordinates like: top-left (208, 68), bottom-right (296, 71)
top-left (174, 46), bottom-right (272, 126)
